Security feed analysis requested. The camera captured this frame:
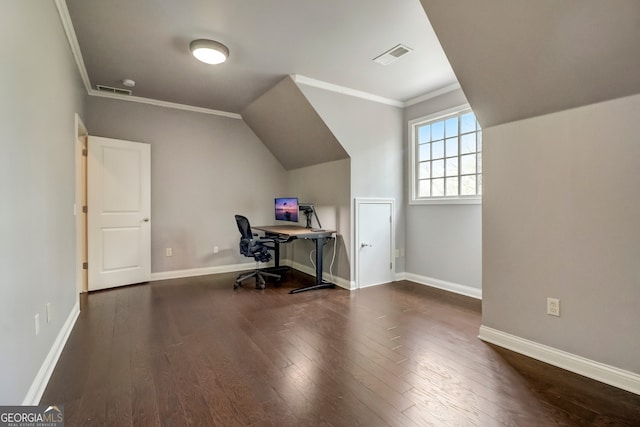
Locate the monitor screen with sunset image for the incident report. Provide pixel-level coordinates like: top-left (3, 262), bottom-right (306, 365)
top-left (274, 197), bottom-right (299, 222)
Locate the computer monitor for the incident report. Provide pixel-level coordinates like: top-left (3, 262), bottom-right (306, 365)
top-left (274, 197), bottom-right (299, 222)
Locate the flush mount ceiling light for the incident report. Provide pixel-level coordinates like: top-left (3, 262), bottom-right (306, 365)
top-left (190, 39), bottom-right (229, 65)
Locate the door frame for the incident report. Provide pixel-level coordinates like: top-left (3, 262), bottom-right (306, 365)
top-left (74, 114), bottom-right (88, 295)
top-left (354, 197), bottom-right (395, 289)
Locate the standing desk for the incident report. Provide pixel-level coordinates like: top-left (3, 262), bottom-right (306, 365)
top-left (253, 225), bottom-right (336, 294)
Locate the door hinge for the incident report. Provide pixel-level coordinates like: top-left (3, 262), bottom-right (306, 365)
top-left (390, 262), bottom-right (392, 269)
top-left (82, 262), bottom-right (88, 270)
top-left (82, 149), bottom-right (88, 156)
top-left (82, 205), bottom-right (88, 214)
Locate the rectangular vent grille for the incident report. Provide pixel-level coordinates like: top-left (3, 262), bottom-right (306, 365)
top-left (373, 44), bottom-right (413, 66)
top-left (96, 85), bottom-right (132, 95)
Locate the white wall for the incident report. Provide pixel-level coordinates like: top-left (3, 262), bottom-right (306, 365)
top-left (0, 1), bottom-right (86, 404)
top-left (85, 97), bottom-right (287, 273)
top-left (483, 94), bottom-right (640, 373)
top-left (296, 85), bottom-right (406, 280)
top-left (404, 89), bottom-right (482, 290)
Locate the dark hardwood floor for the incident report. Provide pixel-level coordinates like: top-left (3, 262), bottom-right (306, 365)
top-left (41, 270), bottom-right (640, 426)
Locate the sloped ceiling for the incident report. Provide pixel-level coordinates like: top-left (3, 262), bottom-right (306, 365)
top-left (242, 76), bottom-right (349, 170)
top-left (419, 0), bottom-right (640, 127)
top-left (64, 0), bottom-right (457, 113)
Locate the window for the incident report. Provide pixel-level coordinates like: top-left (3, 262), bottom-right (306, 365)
top-left (409, 105), bottom-right (482, 204)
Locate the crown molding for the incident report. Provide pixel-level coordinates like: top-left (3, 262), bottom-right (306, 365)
top-left (53, 0), bottom-right (241, 120)
top-left (291, 74), bottom-right (405, 108)
top-left (292, 75), bottom-right (463, 109)
top-left (88, 89), bottom-right (242, 119)
top-left (404, 82), bottom-right (462, 106)
top-left (54, 0), bottom-right (91, 92)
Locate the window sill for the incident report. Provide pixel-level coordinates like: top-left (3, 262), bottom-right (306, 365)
top-left (409, 197), bottom-right (482, 205)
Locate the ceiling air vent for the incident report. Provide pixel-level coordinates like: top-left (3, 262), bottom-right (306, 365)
top-left (373, 44), bottom-right (413, 66)
top-left (96, 84), bottom-right (132, 95)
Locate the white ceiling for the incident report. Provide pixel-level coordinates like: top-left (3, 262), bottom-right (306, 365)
top-left (65, 0), bottom-right (458, 114)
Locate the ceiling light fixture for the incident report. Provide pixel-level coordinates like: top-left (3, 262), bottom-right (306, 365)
top-left (190, 39), bottom-right (229, 65)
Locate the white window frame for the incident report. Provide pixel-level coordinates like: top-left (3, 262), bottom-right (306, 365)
top-left (408, 104), bottom-right (482, 205)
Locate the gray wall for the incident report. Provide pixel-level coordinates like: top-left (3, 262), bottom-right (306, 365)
top-left (85, 97), bottom-right (287, 273)
top-left (285, 159), bottom-right (351, 281)
top-left (297, 85), bottom-right (406, 279)
top-left (0, 0), bottom-right (86, 404)
top-left (242, 77), bottom-right (348, 170)
top-left (404, 89), bottom-right (482, 289)
top-left (483, 94), bottom-right (640, 373)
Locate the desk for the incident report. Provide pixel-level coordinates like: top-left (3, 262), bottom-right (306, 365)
top-left (253, 225), bottom-right (336, 294)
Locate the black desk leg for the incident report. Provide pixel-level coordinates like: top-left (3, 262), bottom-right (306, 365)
top-left (289, 237), bottom-right (336, 294)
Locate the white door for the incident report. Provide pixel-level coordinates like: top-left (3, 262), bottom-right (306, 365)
top-left (88, 136), bottom-right (151, 291)
top-left (355, 198), bottom-right (394, 288)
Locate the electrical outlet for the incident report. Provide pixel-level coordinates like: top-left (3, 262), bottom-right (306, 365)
top-left (34, 314), bottom-right (40, 336)
top-left (166, 247), bottom-right (172, 257)
top-left (547, 298), bottom-right (560, 316)
top-left (213, 246), bottom-right (219, 254)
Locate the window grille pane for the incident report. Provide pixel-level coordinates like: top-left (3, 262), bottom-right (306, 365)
top-left (461, 175), bottom-right (476, 195)
top-left (419, 161), bottom-right (431, 179)
top-left (432, 121), bottom-right (444, 140)
top-left (432, 178), bottom-right (445, 196)
top-left (419, 143), bottom-right (430, 161)
top-left (432, 140), bottom-right (444, 159)
top-left (418, 179), bottom-right (431, 197)
top-left (445, 157), bottom-right (458, 177)
top-left (445, 117), bottom-right (459, 137)
top-left (460, 112), bottom-right (477, 134)
top-left (461, 154), bottom-right (476, 175)
top-left (411, 107), bottom-right (481, 202)
top-left (446, 177), bottom-right (459, 195)
top-left (445, 137), bottom-right (458, 157)
top-left (461, 133), bottom-right (476, 154)
top-left (432, 159), bottom-right (444, 178)
top-left (418, 125), bottom-right (430, 143)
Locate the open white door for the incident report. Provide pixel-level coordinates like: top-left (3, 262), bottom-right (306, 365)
top-left (355, 198), bottom-right (395, 288)
top-left (88, 136), bottom-right (151, 291)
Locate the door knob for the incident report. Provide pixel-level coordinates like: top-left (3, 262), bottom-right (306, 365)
top-left (143, 217), bottom-right (150, 222)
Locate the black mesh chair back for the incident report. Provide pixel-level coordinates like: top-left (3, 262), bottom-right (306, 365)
top-left (235, 214), bottom-right (252, 240)
top-left (233, 214), bottom-right (280, 289)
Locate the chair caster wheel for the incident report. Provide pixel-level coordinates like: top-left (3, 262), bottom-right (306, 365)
top-left (233, 283), bottom-right (240, 289)
top-left (256, 282), bottom-right (266, 289)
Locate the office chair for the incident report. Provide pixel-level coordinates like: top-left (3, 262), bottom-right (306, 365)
top-left (234, 214), bottom-right (281, 289)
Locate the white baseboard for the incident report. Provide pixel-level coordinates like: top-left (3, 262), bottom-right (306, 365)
top-left (23, 301), bottom-right (80, 405)
top-left (150, 262), bottom-right (262, 281)
top-left (284, 260), bottom-right (352, 290)
top-left (402, 272), bottom-right (482, 299)
top-left (150, 261), bottom-right (353, 290)
top-left (479, 325), bottom-right (640, 396)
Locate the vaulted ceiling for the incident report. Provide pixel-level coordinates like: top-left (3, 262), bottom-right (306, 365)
top-left (419, 0), bottom-right (640, 127)
top-left (64, 0), bottom-right (458, 114)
